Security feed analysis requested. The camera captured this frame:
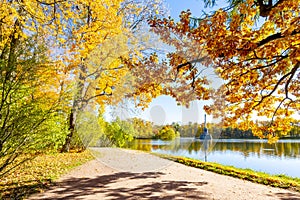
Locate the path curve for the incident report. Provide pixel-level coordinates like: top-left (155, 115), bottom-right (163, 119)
top-left (28, 148), bottom-right (300, 200)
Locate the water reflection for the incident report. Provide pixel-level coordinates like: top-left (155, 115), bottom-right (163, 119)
top-left (213, 139), bottom-right (300, 159)
top-left (126, 138), bottom-right (300, 177)
top-left (128, 138), bottom-right (300, 159)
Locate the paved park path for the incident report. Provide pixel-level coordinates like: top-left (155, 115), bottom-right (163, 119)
top-left (28, 148), bottom-right (300, 200)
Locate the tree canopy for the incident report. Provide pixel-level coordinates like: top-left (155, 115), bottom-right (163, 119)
top-left (145, 0), bottom-right (299, 141)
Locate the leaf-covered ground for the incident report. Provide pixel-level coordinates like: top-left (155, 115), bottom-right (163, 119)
top-left (0, 151), bottom-right (93, 199)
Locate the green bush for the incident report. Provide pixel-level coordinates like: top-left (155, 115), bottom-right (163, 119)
top-left (157, 126), bottom-right (176, 140)
top-left (104, 118), bottom-right (135, 147)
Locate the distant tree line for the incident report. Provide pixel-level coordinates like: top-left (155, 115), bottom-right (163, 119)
top-left (176, 121), bottom-right (300, 139)
top-left (86, 118), bottom-right (300, 149)
top-left (155, 121), bottom-right (300, 139)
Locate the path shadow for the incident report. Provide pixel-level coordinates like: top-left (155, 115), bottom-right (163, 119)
top-left (274, 192), bottom-right (300, 200)
top-left (32, 171), bottom-right (208, 200)
top-left (103, 180), bottom-right (208, 200)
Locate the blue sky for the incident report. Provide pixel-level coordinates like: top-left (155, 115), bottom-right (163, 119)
top-left (165, 0), bottom-right (206, 18)
top-left (165, 0), bottom-right (228, 19)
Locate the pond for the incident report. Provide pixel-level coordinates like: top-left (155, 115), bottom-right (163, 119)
top-left (127, 138), bottom-right (300, 178)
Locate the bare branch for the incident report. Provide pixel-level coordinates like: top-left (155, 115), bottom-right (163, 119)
top-left (257, 30), bottom-right (299, 48)
top-left (285, 62), bottom-right (299, 99)
top-left (253, 62), bottom-right (299, 109)
top-left (176, 57), bottom-right (209, 71)
top-left (35, 0), bottom-right (64, 6)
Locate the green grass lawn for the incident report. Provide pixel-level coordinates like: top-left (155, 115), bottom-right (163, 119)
top-left (156, 154), bottom-right (300, 192)
top-left (0, 151), bottom-right (94, 199)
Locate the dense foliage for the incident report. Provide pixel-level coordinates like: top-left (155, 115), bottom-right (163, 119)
top-left (144, 0), bottom-right (300, 141)
top-left (0, 34), bottom-right (69, 177)
top-left (0, 0), bottom-right (165, 175)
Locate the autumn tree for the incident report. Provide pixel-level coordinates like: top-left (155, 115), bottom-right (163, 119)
top-left (0, 32), bottom-right (68, 177)
top-left (0, 1), bottom-right (83, 175)
top-left (0, 1), bottom-right (120, 172)
top-left (145, 0), bottom-right (299, 141)
top-left (61, 0), bottom-right (168, 152)
top-left (0, 0), bottom-right (169, 176)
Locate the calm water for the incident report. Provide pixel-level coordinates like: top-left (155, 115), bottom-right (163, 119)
top-left (127, 138), bottom-right (300, 178)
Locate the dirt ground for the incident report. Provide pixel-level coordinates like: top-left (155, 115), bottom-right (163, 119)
top-left (28, 148), bottom-right (300, 200)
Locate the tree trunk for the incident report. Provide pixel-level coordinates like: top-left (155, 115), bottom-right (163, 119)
top-left (61, 109), bottom-right (76, 152)
top-left (61, 64), bottom-right (86, 153)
